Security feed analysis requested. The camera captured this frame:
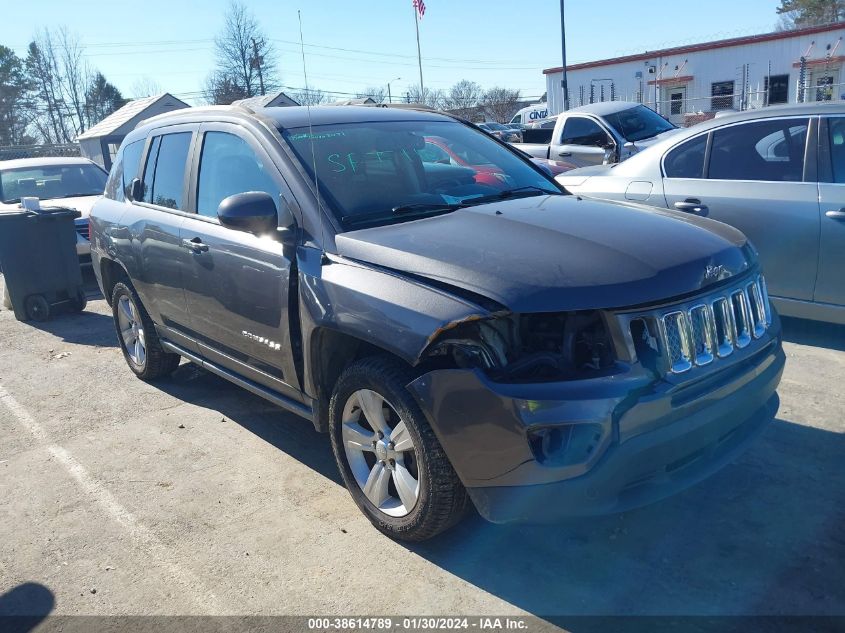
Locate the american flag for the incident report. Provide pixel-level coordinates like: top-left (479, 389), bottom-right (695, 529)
top-left (413, 0), bottom-right (426, 18)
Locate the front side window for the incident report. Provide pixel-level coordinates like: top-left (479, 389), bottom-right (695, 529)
top-left (561, 118), bottom-right (607, 147)
top-left (417, 141), bottom-right (453, 165)
top-left (196, 132), bottom-right (280, 218)
top-left (142, 132), bottom-right (192, 210)
top-left (281, 119), bottom-right (558, 230)
top-left (711, 81), bottom-right (735, 111)
top-left (664, 134), bottom-right (707, 179)
top-left (708, 118), bottom-right (808, 182)
top-left (0, 163), bottom-right (107, 204)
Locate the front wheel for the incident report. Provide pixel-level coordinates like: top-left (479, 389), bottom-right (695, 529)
top-left (329, 357), bottom-right (469, 541)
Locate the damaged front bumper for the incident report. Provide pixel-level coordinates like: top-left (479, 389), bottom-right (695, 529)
top-left (408, 327), bottom-right (785, 524)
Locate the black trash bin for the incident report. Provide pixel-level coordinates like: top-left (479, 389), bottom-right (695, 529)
top-left (0, 207), bottom-right (86, 322)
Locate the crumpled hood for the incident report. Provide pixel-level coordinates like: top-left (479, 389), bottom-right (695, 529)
top-left (335, 195), bottom-right (753, 313)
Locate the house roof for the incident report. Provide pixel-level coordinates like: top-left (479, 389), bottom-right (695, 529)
top-left (543, 22), bottom-right (845, 75)
top-left (331, 97), bottom-right (376, 106)
top-left (233, 91), bottom-right (300, 109)
top-left (77, 93), bottom-right (189, 140)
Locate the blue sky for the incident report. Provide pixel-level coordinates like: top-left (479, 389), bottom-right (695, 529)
top-left (2, 0), bottom-right (781, 104)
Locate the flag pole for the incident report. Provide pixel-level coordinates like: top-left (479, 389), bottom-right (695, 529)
top-left (413, 2), bottom-right (424, 98)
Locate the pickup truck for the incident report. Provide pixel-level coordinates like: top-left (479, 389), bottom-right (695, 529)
top-left (511, 101), bottom-right (681, 168)
top-left (90, 104), bottom-right (784, 541)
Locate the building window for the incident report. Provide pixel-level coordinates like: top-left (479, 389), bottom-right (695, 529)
top-left (711, 81), bottom-right (735, 111)
top-left (765, 74), bottom-right (789, 105)
top-left (816, 75), bottom-right (835, 102)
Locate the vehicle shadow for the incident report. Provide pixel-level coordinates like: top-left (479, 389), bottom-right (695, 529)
top-left (781, 317), bottom-right (845, 352)
top-left (158, 362), bottom-right (343, 486)
top-left (0, 582), bottom-right (55, 632)
top-left (405, 417), bottom-right (845, 620)
top-left (150, 364), bottom-right (845, 620)
top-left (28, 311), bottom-right (118, 348)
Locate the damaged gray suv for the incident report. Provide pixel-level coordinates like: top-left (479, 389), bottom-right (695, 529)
top-left (90, 105), bottom-right (784, 541)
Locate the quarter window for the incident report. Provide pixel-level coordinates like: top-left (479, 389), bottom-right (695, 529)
top-left (105, 139), bottom-right (144, 201)
top-left (560, 118), bottom-right (608, 147)
top-left (196, 132), bottom-right (280, 218)
top-left (664, 134), bottom-right (707, 179)
top-left (708, 118), bottom-right (808, 182)
top-left (142, 133), bottom-right (193, 210)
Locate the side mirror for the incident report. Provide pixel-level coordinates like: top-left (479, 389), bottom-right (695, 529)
top-left (217, 191), bottom-right (278, 235)
top-left (127, 178), bottom-right (143, 202)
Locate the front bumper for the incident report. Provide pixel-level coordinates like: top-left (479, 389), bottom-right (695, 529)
top-left (409, 329), bottom-right (784, 524)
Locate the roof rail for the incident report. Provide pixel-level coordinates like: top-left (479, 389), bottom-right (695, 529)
top-left (138, 104), bottom-right (253, 127)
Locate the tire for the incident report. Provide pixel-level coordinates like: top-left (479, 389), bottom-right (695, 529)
top-left (329, 356), bottom-right (469, 541)
top-left (24, 294), bottom-right (50, 321)
top-left (70, 287), bottom-right (87, 313)
top-left (111, 281), bottom-right (180, 380)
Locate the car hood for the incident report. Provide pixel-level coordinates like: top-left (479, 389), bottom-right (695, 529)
top-left (334, 195), bottom-right (753, 313)
top-left (0, 195), bottom-right (99, 217)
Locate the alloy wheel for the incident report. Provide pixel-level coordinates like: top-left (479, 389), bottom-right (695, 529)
top-left (341, 389), bottom-right (420, 517)
top-left (117, 294), bottom-right (146, 367)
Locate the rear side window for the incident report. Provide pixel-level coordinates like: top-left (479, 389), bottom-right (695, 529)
top-left (708, 118), bottom-right (808, 182)
top-left (196, 132), bottom-right (280, 218)
top-left (561, 118), bottom-right (607, 147)
top-left (142, 132), bottom-right (192, 209)
top-left (664, 134), bottom-right (707, 179)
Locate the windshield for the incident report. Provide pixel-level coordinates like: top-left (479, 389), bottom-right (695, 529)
top-left (483, 122), bottom-right (508, 131)
top-left (281, 120), bottom-right (560, 230)
top-left (603, 105), bottom-right (676, 142)
top-left (0, 163), bottom-right (107, 203)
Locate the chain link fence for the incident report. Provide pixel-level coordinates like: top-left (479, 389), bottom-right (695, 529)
top-left (0, 144), bottom-right (81, 161)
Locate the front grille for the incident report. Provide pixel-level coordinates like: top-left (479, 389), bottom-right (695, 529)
top-left (653, 275), bottom-right (771, 374)
top-left (74, 220), bottom-right (89, 241)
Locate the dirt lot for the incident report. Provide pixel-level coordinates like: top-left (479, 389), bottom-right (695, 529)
top-left (1, 271), bottom-right (843, 624)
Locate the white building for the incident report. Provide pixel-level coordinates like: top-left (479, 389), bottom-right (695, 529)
top-left (544, 23), bottom-right (845, 125)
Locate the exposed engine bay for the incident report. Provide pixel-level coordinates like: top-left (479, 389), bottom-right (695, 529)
top-left (426, 311), bottom-right (616, 383)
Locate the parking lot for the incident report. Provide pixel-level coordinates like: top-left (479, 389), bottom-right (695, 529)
top-left (1, 270), bottom-right (843, 623)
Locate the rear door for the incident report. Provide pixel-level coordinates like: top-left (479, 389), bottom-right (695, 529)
top-left (179, 122), bottom-right (300, 396)
top-left (662, 117), bottom-right (819, 302)
top-left (816, 116), bottom-right (845, 307)
top-left (552, 116), bottom-right (611, 167)
top-left (120, 125), bottom-right (198, 350)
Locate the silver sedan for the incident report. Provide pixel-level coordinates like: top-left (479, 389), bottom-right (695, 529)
top-left (557, 102), bottom-right (845, 324)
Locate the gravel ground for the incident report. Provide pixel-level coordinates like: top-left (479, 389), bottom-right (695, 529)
top-left (0, 271), bottom-right (843, 624)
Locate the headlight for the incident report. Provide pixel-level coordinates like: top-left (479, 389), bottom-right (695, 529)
top-left (424, 311), bottom-right (617, 383)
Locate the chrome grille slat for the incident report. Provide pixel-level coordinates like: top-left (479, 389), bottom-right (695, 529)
top-left (638, 275), bottom-right (771, 375)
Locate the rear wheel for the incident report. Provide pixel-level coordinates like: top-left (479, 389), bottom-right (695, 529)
top-left (111, 282), bottom-right (180, 380)
top-left (329, 356), bottom-right (468, 541)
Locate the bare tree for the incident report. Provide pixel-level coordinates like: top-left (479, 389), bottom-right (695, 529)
top-left (26, 31), bottom-right (70, 143)
top-left (356, 86), bottom-right (387, 103)
top-left (130, 76), bottom-right (163, 99)
top-left (443, 80), bottom-right (483, 119)
top-left (55, 28), bottom-right (91, 133)
top-left (406, 85), bottom-right (445, 109)
top-left (777, 0), bottom-right (845, 28)
top-left (210, 0), bottom-right (277, 99)
top-left (290, 87), bottom-right (328, 106)
top-left (482, 87), bottom-right (521, 123)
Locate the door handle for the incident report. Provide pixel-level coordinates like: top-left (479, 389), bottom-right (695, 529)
top-left (825, 208), bottom-right (845, 220)
top-left (558, 151), bottom-right (572, 157)
top-left (674, 199), bottom-right (709, 217)
top-left (182, 237), bottom-right (209, 253)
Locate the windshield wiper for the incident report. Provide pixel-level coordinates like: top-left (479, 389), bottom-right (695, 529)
top-left (52, 192), bottom-right (99, 199)
top-left (461, 185), bottom-right (562, 206)
top-left (391, 202), bottom-right (463, 215)
top-left (342, 203), bottom-right (463, 227)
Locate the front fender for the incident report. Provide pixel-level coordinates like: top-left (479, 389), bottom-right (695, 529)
top-left (297, 246), bottom-right (495, 398)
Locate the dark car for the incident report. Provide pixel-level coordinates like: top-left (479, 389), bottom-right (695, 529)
top-left (90, 105), bottom-right (784, 541)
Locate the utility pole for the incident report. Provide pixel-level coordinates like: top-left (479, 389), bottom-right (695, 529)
top-left (560, 0), bottom-right (569, 112)
top-left (413, 3), bottom-right (424, 98)
top-left (251, 37), bottom-right (266, 96)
